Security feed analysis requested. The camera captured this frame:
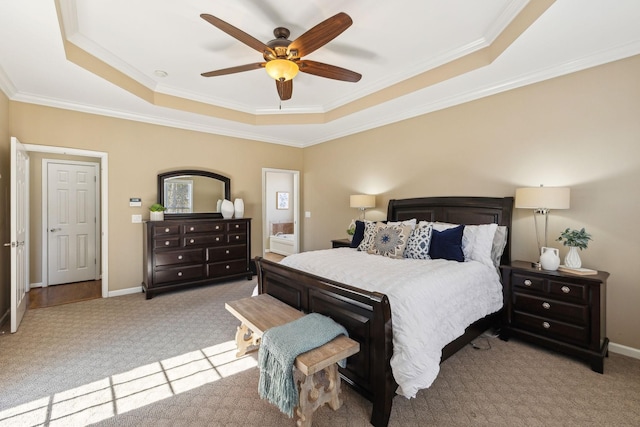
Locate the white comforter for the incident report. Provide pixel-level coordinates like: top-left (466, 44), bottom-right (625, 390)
top-left (279, 248), bottom-right (503, 398)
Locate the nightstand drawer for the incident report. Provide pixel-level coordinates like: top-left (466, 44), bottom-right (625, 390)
top-left (512, 273), bottom-right (545, 292)
top-left (513, 292), bottom-right (588, 325)
top-left (513, 312), bottom-right (588, 346)
top-left (549, 280), bottom-right (588, 303)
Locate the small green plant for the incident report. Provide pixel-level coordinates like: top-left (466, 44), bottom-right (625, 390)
top-left (347, 226), bottom-right (356, 236)
top-left (557, 227), bottom-right (592, 250)
top-left (149, 203), bottom-right (167, 212)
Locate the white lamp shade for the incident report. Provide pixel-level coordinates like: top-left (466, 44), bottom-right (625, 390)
top-left (515, 187), bottom-right (570, 209)
top-left (350, 194), bottom-right (375, 209)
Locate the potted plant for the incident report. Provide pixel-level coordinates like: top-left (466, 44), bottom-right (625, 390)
top-left (556, 227), bottom-right (592, 268)
top-left (149, 203), bottom-right (167, 221)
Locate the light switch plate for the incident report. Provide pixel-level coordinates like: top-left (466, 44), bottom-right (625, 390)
top-left (132, 214), bottom-right (142, 223)
top-left (305, 211), bottom-right (311, 218)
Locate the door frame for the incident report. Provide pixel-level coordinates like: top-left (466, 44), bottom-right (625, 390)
top-left (24, 144), bottom-right (109, 298)
top-left (41, 159), bottom-right (101, 287)
top-left (262, 168), bottom-right (300, 256)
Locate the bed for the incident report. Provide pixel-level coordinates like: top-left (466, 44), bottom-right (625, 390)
top-left (256, 196), bottom-right (513, 427)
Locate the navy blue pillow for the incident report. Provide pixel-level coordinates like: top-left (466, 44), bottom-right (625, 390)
top-left (429, 225), bottom-right (464, 262)
top-left (350, 220), bottom-right (366, 248)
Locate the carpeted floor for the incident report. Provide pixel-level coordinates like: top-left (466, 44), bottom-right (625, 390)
top-left (1, 278), bottom-right (639, 426)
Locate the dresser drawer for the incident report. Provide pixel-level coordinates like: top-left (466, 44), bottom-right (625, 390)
top-left (513, 311), bottom-right (588, 346)
top-left (208, 245), bottom-right (247, 261)
top-left (227, 221), bottom-right (247, 233)
top-left (512, 273), bottom-right (545, 293)
top-left (227, 232), bottom-right (246, 244)
top-left (513, 292), bottom-right (588, 325)
top-left (154, 236), bottom-right (180, 249)
top-left (155, 249), bottom-right (203, 267)
top-left (154, 265), bottom-right (204, 285)
top-left (183, 223), bottom-right (225, 234)
top-left (208, 259), bottom-right (248, 277)
top-left (183, 233), bottom-right (225, 247)
top-left (152, 224), bottom-right (180, 236)
top-left (549, 280), bottom-right (588, 303)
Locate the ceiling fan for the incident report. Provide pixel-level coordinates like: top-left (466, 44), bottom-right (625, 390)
top-left (200, 12), bottom-right (362, 101)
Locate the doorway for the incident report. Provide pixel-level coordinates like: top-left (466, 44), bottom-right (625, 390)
top-left (23, 143), bottom-right (109, 298)
top-left (262, 168), bottom-right (300, 258)
top-left (43, 159), bottom-right (100, 286)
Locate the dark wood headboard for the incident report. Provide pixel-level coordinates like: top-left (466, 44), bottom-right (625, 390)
top-left (387, 196), bottom-right (514, 265)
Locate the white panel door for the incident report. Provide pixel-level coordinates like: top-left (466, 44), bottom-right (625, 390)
top-left (47, 162), bottom-right (97, 285)
top-left (9, 137), bottom-right (29, 333)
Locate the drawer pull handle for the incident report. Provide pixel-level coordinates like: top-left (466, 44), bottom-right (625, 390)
top-left (164, 228), bottom-right (170, 233)
top-left (235, 236), bottom-right (240, 240)
top-left (216, 226), bottom-right (221, 230)
top-left (164, 241), bottom-right (170, 246)
top-left (190, 227), bottom-right (195, 231)
top-left (225, 265), bottom-right (230, 269)
top-left (189, 239), bottom-right (195, 244)
top-left (523, 279), bottom-right (532, 286)
top-left (225, 250), bottom-right (230, 254)
top-left (177, 255), bottom-right (183, 260)
top-left (216, 237), bottom-right (220, 241)
top-left (561, 286), bottom-right (571, 294)
top-left (542, 321), bottom-right (550, 329)
top-left (177, 271), bottom-right (183, 277)
top-left (235, 225), bottom-right (239, 228)
top-left (542, 302), bottom-right (551, 309)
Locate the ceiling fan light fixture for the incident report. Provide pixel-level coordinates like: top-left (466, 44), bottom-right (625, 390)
top-left (265, 59), bottom-right (299, 81)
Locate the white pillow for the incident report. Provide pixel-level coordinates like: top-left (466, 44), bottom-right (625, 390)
top-left (386, 218), bottom-right (417, 230)
top-left (491, 226), bottom-right (508, 268)
top-left (432, 222), bottom-right (498, 268)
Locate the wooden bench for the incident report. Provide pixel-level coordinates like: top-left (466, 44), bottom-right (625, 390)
top-left (225, 294), bottom-right (360, 427)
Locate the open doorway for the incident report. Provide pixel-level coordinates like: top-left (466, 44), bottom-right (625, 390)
top-left (23, 144), bottom-right (109, 299)
top-left (262, 168), bottom-right (300, 259)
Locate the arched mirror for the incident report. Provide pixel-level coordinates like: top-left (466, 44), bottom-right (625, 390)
top-left (158, 170), bottom-right (231, 219)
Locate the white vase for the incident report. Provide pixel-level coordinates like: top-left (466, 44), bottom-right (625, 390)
top-left (216, 199), bottom-right (223, 212)
top-left (150, 211), bottom-right (164, 221)
top-left (539, 247), bottom-right (560, 271)
top-left (565, 246), bottom-right (582, 268)
top-left (221, 199), bottom-right (234, 219)
top-left (233, 198), bottom-right (244, 219)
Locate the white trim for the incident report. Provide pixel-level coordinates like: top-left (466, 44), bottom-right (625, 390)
top-left (262, 168), bottom-right (301, 257)
top-left (108, 286), bottom-right (142, 298)
top-left (609, 342), bottom-right (640, 360)
top-left (23, 144), bottom-right (109, 298)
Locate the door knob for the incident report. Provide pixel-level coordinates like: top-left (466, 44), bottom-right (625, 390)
top-left (50, 228), bottom-right (62, 232)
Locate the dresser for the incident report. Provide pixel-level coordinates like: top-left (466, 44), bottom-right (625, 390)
top-left (500, 260), bottom-right (609, 373)
top-left (143, 218), bottom-right (252, 299)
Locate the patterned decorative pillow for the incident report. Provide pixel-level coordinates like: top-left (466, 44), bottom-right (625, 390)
top-left (357, 220), bottom-right (379, 252)
top-left (368, 223), bottom-right (412, 259)
top-left (404, 223), bottom-right (433, 259)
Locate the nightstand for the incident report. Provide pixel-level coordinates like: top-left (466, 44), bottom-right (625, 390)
top-left (331, 238), bottom-right (352, 248)
top-left (500, 260), bottom-right (609, 373)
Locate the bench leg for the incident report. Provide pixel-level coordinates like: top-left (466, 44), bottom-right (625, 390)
top-left (234, 323), bottom-right (259, 357)
top-left (294, 364), bottom-right (342, 427)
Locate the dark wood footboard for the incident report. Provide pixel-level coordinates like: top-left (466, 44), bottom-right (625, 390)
top-left (256, 256), bottom-right (395, 427)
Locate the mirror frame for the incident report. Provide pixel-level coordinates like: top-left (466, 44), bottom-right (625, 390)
top-left (158, 169), bottom-right (231, 219)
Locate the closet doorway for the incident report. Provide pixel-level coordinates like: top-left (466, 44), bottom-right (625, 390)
top-left (262, 169), bottom-right (300, 258)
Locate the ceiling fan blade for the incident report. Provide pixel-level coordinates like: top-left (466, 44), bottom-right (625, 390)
top-left (287, 12), bottom-right (352, 58)
top-left (298, 60), bottom-right (361, 82)
top-left (201, 14), bottom-right (275, 57)
top-left (201, 63), bottom-right (265, 77)
top-left (276, 79), bottom-right (293, 101)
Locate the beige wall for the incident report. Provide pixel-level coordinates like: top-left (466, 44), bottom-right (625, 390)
top-left (0, 90), bottom-right (9, 320)
top-left (8, 104), bottom-right (304, 294)
top-left (3, 55), bottom-right (639, 350)
top-left (302, 55), bottom-right (640, 349)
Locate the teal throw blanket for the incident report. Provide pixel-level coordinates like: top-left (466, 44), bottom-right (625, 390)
top-left (258, 313), bottom-right (348, 417)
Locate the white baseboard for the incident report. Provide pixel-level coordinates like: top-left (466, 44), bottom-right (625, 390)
top-left (609, 342), bottom-right (640, 360)
top-left (30, 282), bottom-right (44, 288)
top-left (108, 286), bottom-right (143, 298)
